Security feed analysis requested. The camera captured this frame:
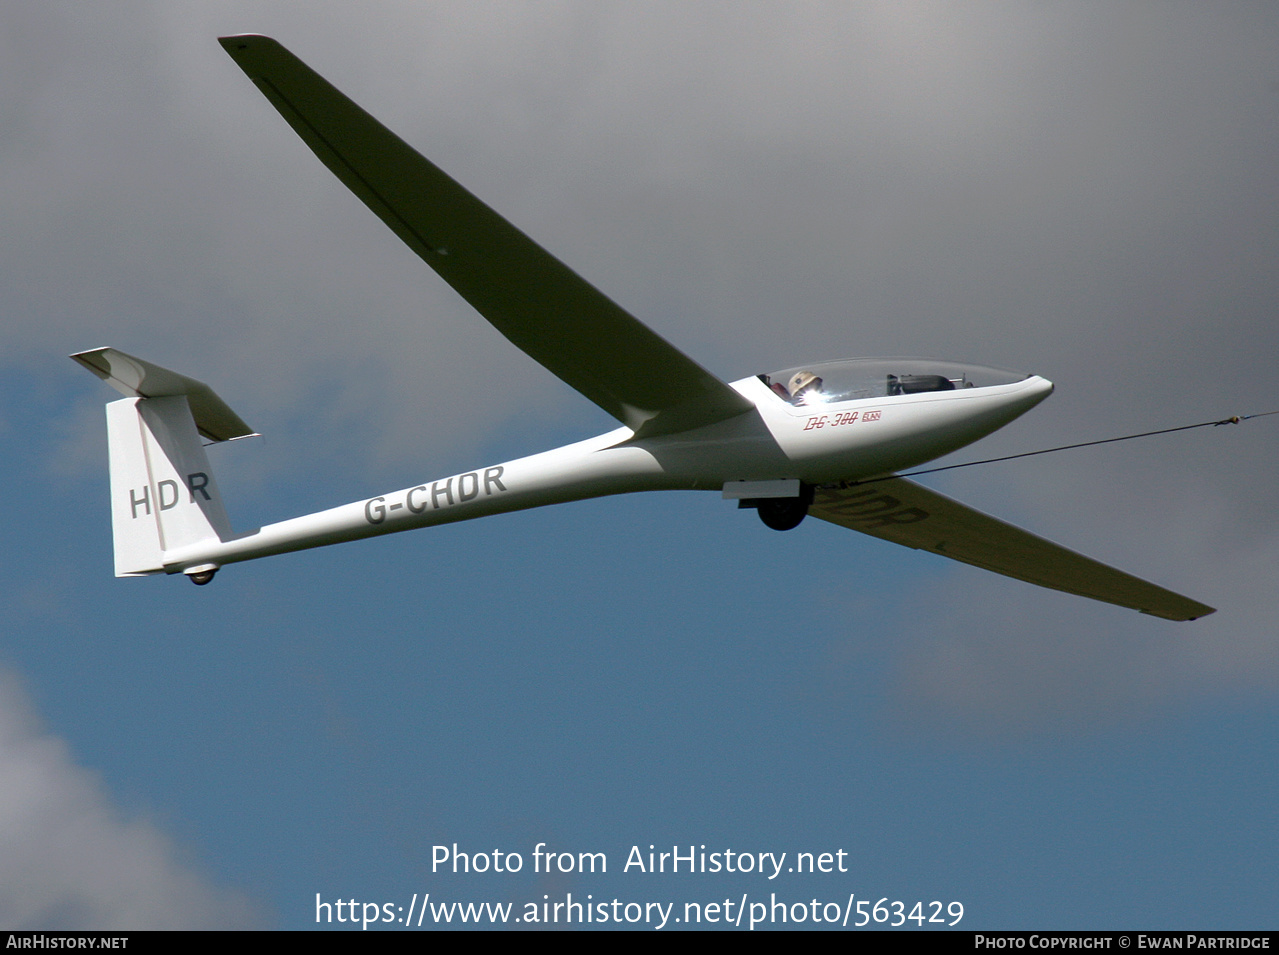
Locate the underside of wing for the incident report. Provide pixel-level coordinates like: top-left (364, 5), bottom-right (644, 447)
top-left (810, 478), bottom-right (1214, 621)
top-left (219, 35), bottom-right (753, 439)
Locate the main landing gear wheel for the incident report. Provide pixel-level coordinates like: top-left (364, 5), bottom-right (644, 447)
top-left (757, 496), bottom-right (809, 531)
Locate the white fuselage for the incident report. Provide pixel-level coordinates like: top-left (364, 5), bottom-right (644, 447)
top-left (162, 372), bottom-right (1053, 574)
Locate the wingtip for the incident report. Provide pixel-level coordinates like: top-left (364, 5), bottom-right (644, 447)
top-left (1141, 603), bottom-right (1217, 622)
top-left (217, 34), bottom-right (277, 55)
top-left (1181, 601), bottom-right (1217, 622)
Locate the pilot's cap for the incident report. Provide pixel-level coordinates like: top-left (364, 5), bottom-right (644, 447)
top-left (788, 371), bottom-right (822, 397)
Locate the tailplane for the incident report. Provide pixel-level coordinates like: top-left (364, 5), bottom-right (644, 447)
top-left (73, 348), bottom-right (253, 579)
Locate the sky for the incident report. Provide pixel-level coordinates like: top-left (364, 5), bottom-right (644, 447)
top-left (2, 1), bottom-right (1277, 930)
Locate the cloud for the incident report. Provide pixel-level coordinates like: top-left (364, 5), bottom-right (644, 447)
top-left (0, 668), bottom-right (261, 929)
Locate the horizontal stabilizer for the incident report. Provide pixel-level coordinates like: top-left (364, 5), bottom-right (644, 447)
top-left (812, 478), bottom-right (1214, 621)
top-left (72, 347), bottom-right (255, 443)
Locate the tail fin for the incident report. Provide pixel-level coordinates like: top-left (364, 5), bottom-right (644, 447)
top-left (73, 348), bottom-right (253, 577)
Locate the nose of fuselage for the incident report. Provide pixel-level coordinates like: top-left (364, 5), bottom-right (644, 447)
top-left (971, 373), bottom-right (1054, 437)
top-left (1021, 375), bottom-right (1055, 409)
top-left (1000, 373), bottom-right (1054, 419)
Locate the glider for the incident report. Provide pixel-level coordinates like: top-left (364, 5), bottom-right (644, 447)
top-left (73, 35), bottom-right (1213, 621)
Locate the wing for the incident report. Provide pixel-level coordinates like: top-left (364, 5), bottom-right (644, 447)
top-left (811, 478), bottom-right (1214, 621)
top-left (219, 35), bottom-right (753, 439)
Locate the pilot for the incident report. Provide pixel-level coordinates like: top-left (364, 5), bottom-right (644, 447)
top-left (788, 370), bottom-right (823, 404)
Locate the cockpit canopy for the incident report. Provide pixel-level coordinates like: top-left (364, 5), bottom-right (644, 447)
top-left (761, 358), bottom-right (1030, 406)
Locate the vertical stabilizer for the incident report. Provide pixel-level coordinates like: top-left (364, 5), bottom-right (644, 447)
top-left (106, 396), bottom-right (233, 576)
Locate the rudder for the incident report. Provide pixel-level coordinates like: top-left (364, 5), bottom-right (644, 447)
top-left (106, 395), bottom-right (234, 576)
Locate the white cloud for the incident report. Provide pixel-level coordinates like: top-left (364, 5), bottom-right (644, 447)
top-left (0, 668), bottom-right (261, 929)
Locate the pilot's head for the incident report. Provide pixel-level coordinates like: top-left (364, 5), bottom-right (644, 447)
top-left (788, 371), bottom-right (823, 403)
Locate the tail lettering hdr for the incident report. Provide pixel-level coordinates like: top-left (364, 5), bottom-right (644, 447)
top-left (106, 395), bottom-right (233, 576)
